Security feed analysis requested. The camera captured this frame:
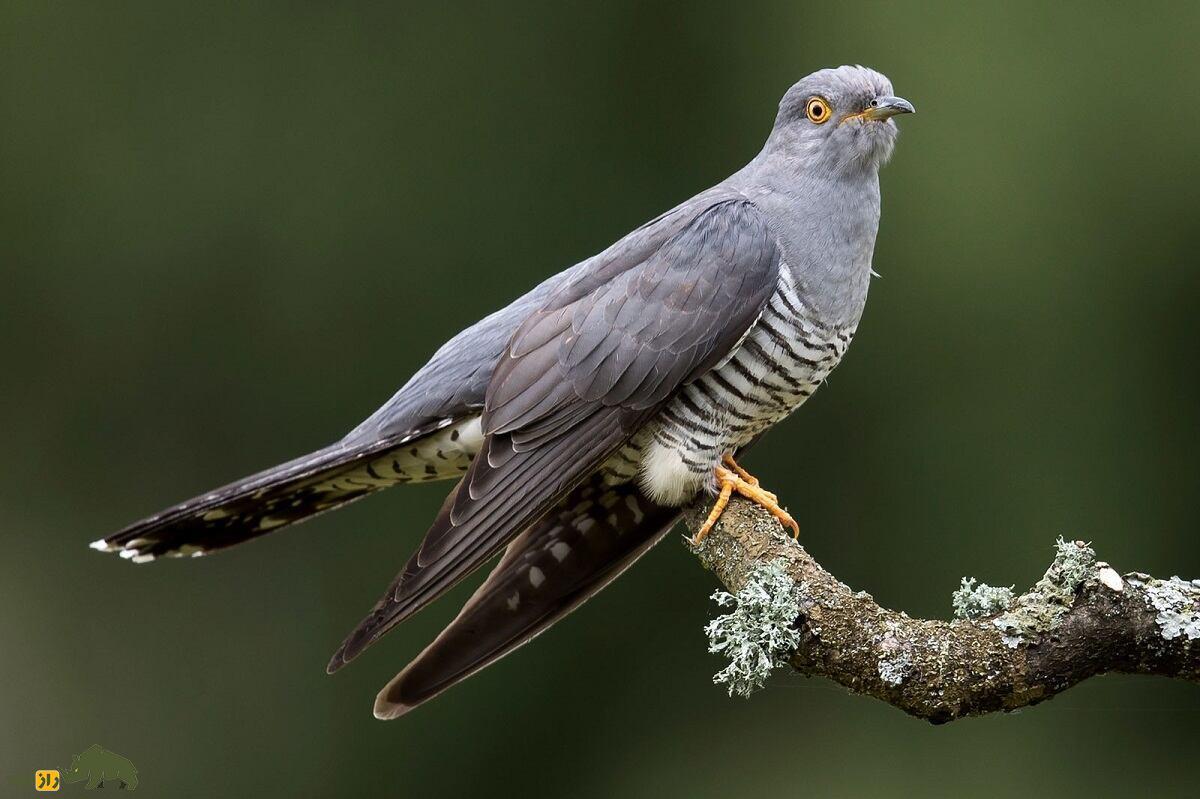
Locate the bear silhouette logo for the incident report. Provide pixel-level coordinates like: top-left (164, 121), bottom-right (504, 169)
top-left (60, 745), bottom-right (138, 790)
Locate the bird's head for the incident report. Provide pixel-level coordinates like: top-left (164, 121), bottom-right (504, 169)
top-left (766, 65), bottom-right (914, 174)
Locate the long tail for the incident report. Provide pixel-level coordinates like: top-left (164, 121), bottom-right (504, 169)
top-left (92, 417), bottom-right (481, 563)
top-left (364, 473), bottom-right (680, 719)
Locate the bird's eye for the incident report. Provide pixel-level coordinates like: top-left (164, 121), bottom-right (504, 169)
top-left (805, 97), bottom-right (831, 124)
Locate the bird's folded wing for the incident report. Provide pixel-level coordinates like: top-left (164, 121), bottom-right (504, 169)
top-left (328, 196), bottom-right (783, 671)
top-left (373, 473), bottom-right (680, 718)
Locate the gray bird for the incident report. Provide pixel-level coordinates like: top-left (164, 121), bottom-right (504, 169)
top-left (92, 65), bottom-right (914, 718)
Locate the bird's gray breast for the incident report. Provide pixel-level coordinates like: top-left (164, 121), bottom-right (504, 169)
top-left (738, 161), bottom-right (882, 329)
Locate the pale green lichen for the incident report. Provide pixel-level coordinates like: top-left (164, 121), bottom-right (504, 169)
top-left (991, 538), bottom-right (1096, 648)
top-left (1143, 576), bottom-right (1200, 641)
top-left (876, 621), bottom-right (913, 686)
top-left (877, 655), bottom-right (911, 686)
top-left (951, 577), bottom-right (1016, 619)
top-left (705, 559), bottom-right (801, 698)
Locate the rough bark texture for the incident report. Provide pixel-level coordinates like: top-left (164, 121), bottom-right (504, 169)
top-left (683, 496), bottom-right (1200, 724)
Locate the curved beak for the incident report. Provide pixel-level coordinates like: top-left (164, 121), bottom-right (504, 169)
top-left (864, 95), bottom-right (915, 121)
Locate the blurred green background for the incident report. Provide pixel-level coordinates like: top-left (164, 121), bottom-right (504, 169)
top-left (3, 1), bottom-right (1198, 796)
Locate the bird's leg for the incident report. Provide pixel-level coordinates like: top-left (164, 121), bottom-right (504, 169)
top-left (692, 478), bottom-right (735, 544)
top-left (721, 454), bottom-right (776, 499)
top-left (691, 463), bottom-right (799, 544)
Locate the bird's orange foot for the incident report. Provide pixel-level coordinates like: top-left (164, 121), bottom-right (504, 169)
top-left (690, 459), bottom-right (798, 545)
top-left (721, 454), bottom-right (776, 499)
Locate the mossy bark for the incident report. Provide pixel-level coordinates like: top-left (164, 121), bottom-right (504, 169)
top-left (684, 496), bottom-right (1200, 724)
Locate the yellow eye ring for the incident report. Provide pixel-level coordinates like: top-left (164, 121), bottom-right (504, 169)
top-left (805, 97), bottom-right (831, 124)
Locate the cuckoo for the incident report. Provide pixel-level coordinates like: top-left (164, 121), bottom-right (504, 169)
top-left (92, 65), bottom-right (915, 718)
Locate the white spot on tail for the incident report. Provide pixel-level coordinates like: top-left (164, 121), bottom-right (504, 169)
top-left (89, 538), bottom-right (112, 552)
top-left (549, 542), bottom-right (571, 562)
top-left (625, 495), bottom-right (646, 524)
top-left (528, 567), bottom-right (545, 588)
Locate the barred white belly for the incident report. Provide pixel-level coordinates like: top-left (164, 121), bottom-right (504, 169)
top-left (630, 268), bottom-right (855, 505)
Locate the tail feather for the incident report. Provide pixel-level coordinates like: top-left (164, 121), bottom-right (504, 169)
top-left (93, 416), bottom-right (479, 563)
top-left (368, 474), bottom-right (679, 718)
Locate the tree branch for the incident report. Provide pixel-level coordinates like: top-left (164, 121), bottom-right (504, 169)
top-left (683, 496), bottom-right (1200, 724)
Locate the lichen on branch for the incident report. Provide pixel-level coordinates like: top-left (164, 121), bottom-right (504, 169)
top-left (951, 577), bottom-right (1014, 620)
top-left (989, 537), bottom-right (1095, 648)
top-left (704, 559), bottom-right (801, 697)
top-left (1135, 575), bottom-right (1200, 641)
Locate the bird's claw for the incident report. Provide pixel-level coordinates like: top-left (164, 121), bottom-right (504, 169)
top-left (692, 459), bottom-right (798, 544)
